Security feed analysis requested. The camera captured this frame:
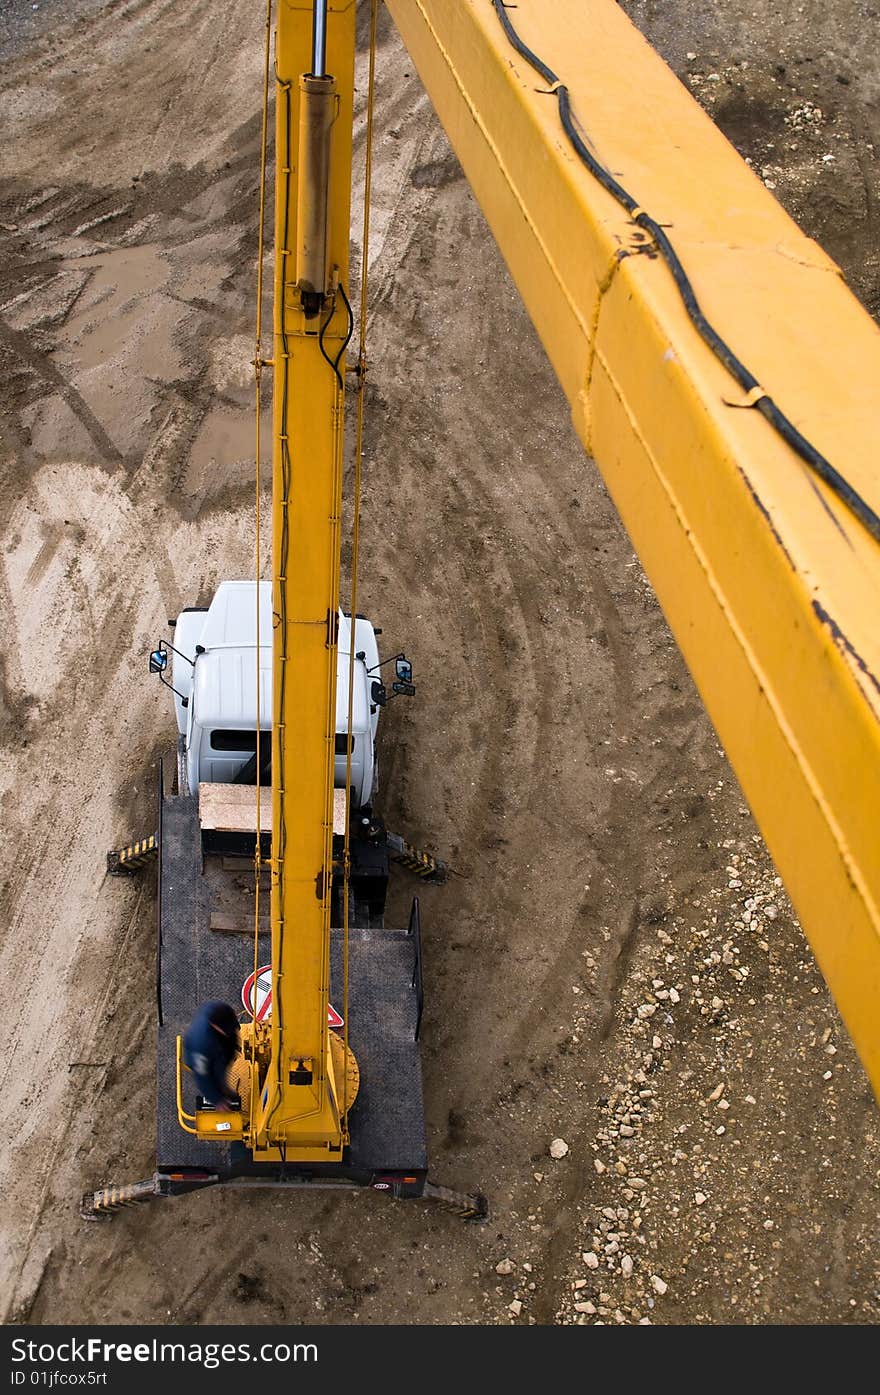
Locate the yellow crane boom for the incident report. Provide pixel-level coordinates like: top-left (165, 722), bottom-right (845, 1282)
top-left (254, 0), bottom-right (357, 1162)
top-left (386, 0), bottom-right (880, 1096)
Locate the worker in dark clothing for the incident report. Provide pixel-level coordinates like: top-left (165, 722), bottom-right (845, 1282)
top-left (182, 1001), bottom-right (240, 1109)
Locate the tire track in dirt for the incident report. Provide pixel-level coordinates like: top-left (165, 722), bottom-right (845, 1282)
top-left (3, 882), bottom-right (150, 1320)
top-left (0, 317), bottom-right (124, 467)
top-left (0, 433), bottom-right (256, 1317)
top-left (449, 541), bottom-right (651, 1193)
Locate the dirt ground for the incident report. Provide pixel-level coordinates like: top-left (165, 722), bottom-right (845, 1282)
top-left (1, 0), bottom-right (878, 1327)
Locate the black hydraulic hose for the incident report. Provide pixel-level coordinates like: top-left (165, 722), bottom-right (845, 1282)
top-left (491, 0), bottom-right (880, 545)
top-left (319, 281), bottom-right (354, 390)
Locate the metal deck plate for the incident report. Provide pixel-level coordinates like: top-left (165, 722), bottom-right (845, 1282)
top-left (156, 793), bottom-right (427, 1178)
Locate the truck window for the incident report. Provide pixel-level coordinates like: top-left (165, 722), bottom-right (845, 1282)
top-left (210, 730), bottom-right (261, 751)
top-left (334, 734), bottom-right (354, 755)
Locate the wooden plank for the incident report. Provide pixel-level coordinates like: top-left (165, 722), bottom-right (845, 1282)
top-left (199, 783), bottom-right (347, 834)
top-left (198, 783), bottom-right (271, 833)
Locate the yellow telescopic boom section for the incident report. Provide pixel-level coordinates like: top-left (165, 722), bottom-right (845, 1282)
top-left (253, 0), bottom-right (356, 1160)
top-left (387, 0), bottom-right (880, 1095)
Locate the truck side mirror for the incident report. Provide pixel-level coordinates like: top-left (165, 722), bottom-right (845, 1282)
top-left (393, 657), bottom-right (415, 696)
top-left (366, 653), bottom-right (414, 701)
top-left (149, 641), bottom-right (188, 706)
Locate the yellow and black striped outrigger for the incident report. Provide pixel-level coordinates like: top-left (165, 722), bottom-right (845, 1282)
top-left (386, 832), bottom-right (448, 883)
top-left (107, 832), bottom-right (158, 875)
top-left (81, 1175), bottom-right (162, 1219)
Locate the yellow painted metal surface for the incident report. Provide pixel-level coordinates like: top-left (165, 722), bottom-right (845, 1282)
top-left (387, 0), bottom-right (880, 1094)
top-left (174, 1035), bottom-right (197, 1136)
top-left (252, 0), bottom-right (357, 1157)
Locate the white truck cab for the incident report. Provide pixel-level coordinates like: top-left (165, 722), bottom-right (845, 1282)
top-left (152, 581), bottom-right (393, 810)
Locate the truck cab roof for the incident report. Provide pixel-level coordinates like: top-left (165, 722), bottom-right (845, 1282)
top-left (189, 581), bottom-right (371, 734)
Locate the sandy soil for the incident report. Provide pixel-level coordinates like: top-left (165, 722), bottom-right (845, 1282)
top-left (0, 0), bottom-right (877, 1326)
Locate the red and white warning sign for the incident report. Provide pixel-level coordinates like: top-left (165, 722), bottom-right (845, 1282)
top-left (242, 964), bottom-right (343, 1029)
